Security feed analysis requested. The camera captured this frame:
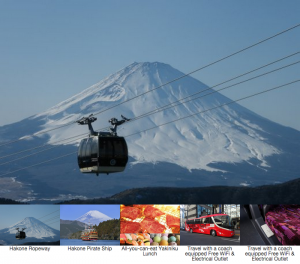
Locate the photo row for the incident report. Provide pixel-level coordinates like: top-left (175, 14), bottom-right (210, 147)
top-left (0, 204), bottom-right (298, 246)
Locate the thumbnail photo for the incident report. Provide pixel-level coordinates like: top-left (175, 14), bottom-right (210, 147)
top-left (120, 204), bottom-right (180, 233)
top-left (181, 204), bottom-right (240, 245)
top-left (120, 205), bottom-right (180, 246)
top-left (0, 205), bottom-right (60, 246)
top-left (241, 205), bottom-right (300, 245)
top-left (120, 233), bottom-right (180, 246)
top-left (60, 205), bottom-right (120, 246)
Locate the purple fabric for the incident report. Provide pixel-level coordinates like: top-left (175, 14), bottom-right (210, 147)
top-left (265, 205), bottom-right (300, 245)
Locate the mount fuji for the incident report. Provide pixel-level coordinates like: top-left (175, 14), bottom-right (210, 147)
top-left (0, 62), bottom-right (299, 202)
top-left (0, 217), bottom-right (60, 245)
top-left (76, 210), bottom-right (112, 225)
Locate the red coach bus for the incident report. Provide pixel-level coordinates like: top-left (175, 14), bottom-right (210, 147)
top-left (185, 214), bottom-right (235, 237)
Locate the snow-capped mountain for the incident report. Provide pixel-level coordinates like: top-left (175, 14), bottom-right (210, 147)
top-left (76, 210), bottom-right (112, 225)
top-left (0, 217), bottom-right (60, 245)
top-left (34, 62), bottom-right (279, 171)
top-left (0, 62), bottom-right (299, 202)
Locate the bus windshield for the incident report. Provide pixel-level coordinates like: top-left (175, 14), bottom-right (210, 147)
top-left (213, 215), bottom-right (233, 229)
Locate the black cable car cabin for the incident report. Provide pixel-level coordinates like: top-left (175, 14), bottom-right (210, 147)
top-left (77, 115), bottom-right (130, 175)
top-left (15, 228), bottom-right (26, 240)
top-left (78, 135), bottom-right (128, 174)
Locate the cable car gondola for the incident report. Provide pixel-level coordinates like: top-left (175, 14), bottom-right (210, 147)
top-left (77, 114), bottom-right (130, 175)
top-left (15, 228), bottom-right (26, 240)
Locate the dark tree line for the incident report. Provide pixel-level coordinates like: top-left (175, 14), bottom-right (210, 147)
top-left (95, 219), bottom-right (120, 240)
top-left (0, 198), bottom-right (26, 204)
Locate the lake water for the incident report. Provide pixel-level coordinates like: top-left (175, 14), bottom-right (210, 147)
top-left (60, 239), bottom-right (120, 246)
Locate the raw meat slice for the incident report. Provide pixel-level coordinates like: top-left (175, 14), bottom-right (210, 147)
top-left (120, 221), bottom-right (141, 233)
top-left (166, 214), bottom-right (180, 228)
top-left (141, 217), bottom-right (165, 233)
top-left (121, 206), bottom-right (142, 220)
top-left (144, 206), bottom-right (165, 219)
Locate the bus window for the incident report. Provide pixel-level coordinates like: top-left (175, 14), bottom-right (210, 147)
top-left (195, 219), bottom-right (201, 224)
top-left (213, 215), bottom-right (233, 229)
top-left (203, 217), bottom-right (211, 224)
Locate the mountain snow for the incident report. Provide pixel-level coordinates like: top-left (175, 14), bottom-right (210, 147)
top-left (32, 62), bottom-right (280, 172)
top-left (75, 210), bottom-right (112, 225)
top-left (7, 217), bottom-right (58, 238)
top-left (0, 217), bottom-right (60, 244)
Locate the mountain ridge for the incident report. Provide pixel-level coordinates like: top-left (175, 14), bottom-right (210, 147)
top-left (0, 61), bottom-right (299, 202)
top-left (59, 177), bottom-right (300, 204)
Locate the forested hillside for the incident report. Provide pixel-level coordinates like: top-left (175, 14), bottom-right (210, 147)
top-left (69, 219), bottom-right (120, 240)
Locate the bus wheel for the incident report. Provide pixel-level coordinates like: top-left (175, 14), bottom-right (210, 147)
top-left (190, 229), bottom-right (193, 233)
top-left (211, 230), bottom-right (216, 236)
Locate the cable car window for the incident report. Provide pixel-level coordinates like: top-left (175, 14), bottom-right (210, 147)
top-left (99, 138), bottom-right (106, 158)
top-left (114, 140), bottom-right (124, 157)
top-left (106, 139), bottom-right (114, 157)
top-left (91, 138), bottom-right (98, 156)
top-left (78, 139), bottom-right (85, 158)
top-left (82, 139), bottom-right (88, 158)
top-left (85, 138), bottom-right (92, 157)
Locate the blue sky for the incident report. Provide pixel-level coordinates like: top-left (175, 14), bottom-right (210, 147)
top-left (60, 205), bottom-right (120, 220)
top-left (0, 0), bottom-right (299, 129)
top-left (0, 205), bottom-right (60, 230)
